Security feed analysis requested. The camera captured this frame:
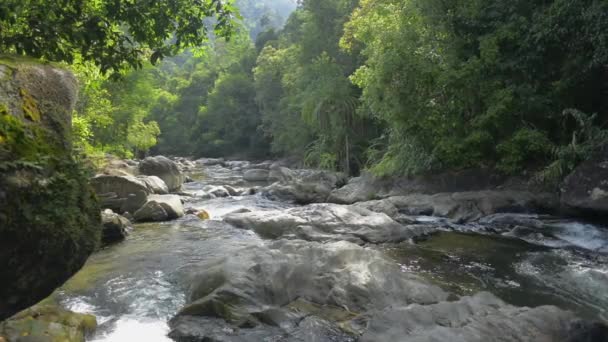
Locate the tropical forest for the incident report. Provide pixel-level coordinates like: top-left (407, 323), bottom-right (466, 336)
top-left (0, 0), bottom-right (607, 341)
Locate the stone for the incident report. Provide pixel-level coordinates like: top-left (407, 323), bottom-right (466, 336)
top-left (139, 156), bottom-right (185, 192)
top-left (0, 304), bottom-right (97, 342)
top-left (225, 203), bottom-right (427, 244)
top-left (134, 194), bottom-right (184, 222)
top-left (171, 240), bottom-right (447, 341)
top-left (197, 210), bottom-right (210, 220)
top-left (261, 169), bottom-right (347, 204)
top-left (198, 158), bottom-right (226, 166)
top-left (101, 209), bottom-right (130, 245)
top-left (384, 190), bottom-right (558, 223)
top-left (561, 145), bottom-right (608, 215)
top-left (268, 166), bottom-right (295, 182)
top-left (328, 169), bottom-right (504, 205)
top-left (0, 58), bottom-right (100, 320)
top-left (243, 169), bottom-right (269, 182)
top-left (99, 156), bottom-right (138, 176)
top-left (90, 175), bottom-right (150, 213)
top-left (137, 175), bottom-right (169, 194)
top-left (357, 292), bottom-right (607, 342)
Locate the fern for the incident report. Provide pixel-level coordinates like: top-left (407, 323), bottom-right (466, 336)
top-left (535, 109), bottom-right (608, 185)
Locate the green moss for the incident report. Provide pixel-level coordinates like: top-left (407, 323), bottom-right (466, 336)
top-left (0, 304), bottom-right (97, 342)
top-left (19, 88), bottom-right (41, 122)
top-left (0, 54), bottom-right (58, 69)
top-left (60, 262), bottom-right (114, 294)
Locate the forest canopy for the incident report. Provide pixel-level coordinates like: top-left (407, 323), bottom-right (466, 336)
top-left (3, 0), bottom-right (607, 182)
top-left (0, 0), bottom-right (236, 74)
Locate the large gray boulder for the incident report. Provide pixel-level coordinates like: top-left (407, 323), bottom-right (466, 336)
top-left (224, 203), bottom-right (432, 244)
top-left (328, 169), bottom-right (504, 204)
top-left (355, 190), bottom-right (558, 223)
top-left (100, 209), bottom-right (130, 245)
top-left (262, 169), bottom-right (347, 204)
top-left (268, 166), bottom-right (295, 182)
top-left (561, 146), bottom-right (608, 215)
top-left (243, 169), bottom-right (269, 182)
top-left (134, 194), bottom-right (184, 222)
top-left (358, 292), bottom-right (606, 342)
top-left (137, 175), bottom-right (169, 194)
top-left (139, 156), bottom-right (185, 192)
top-left (90, 175), bottom-right (150, 214)
top-left (0, 58), bottom-right (100, 320)
top-left (170, 240), bottom-right (447, 341)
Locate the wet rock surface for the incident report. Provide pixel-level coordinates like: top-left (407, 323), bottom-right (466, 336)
top-left (225, 203), bottom-right (432, 243)
top-left (357, 292), bottom-right (600, 342)
top-left (561, 145), bottom-right (608, 216)
top-left (100, 209), bottom-right (131, 245)
top-left (261, 169), bottom-right (347, 204)
top-left (0, 304), bottom-right (97, 342)
top-left (170, 240), bottom-right (447, 341)
top-left (355, 190), bottom-right (558, 223)
top-left (134, 194), bottom-right (185, 222)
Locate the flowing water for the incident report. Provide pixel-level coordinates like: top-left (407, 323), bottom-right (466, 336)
top-left (51, 162), bottom-right (608, 341)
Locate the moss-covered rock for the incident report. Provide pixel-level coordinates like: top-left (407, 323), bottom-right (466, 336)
top-left (0, 56), bottom-right (101, 320)
top-left (0, 304), bottom-right (96, 342)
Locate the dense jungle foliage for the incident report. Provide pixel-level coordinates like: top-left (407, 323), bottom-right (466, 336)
top-left (2, 0), bottom-right (607, 180)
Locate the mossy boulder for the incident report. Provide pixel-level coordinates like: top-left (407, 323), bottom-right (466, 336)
top-left (0, 56), bottom-right (101, 320)
top-left (0, 304), bottom-right (96, 342)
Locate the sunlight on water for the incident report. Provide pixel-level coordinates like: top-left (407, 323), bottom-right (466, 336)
top-left (90, 318), bottom-right (173, 342)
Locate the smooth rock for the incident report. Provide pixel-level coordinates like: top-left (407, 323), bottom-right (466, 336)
top-left (268, 166), bottom-right (295, 182)
top-left (90, 175), bottom-right (150, 213)
top-left (243, 169), bottom-right (269, 182)
top-left (134, 194), bottom-right (184, 222)
top-left (139, 156), bottom-right (185, 192)
top-left (172, 240), bottom-right (447, 340)
top-left (262, 169), bottom-right (347, 204)
top-left (225, 203), bottom-right (427, 244)
top-left (357, 292), bottom-right (607, 342)
top-left (100, 209), bottom-right (130, 244)
top-left (561, 146), bottom-right (608, 215)
top-left (137, 175), bottom-right (169, 194)
top-left (385, 190), bottom-right (558, 223)
top-left (328, 169), bottom-right (505, 204)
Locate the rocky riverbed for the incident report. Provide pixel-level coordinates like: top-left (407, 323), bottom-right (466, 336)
top-left (39, 159), bottom-right (608, 341)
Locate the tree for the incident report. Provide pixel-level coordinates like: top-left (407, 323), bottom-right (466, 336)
top-left (0, 0), bottom-right (236, 75)
top-left (343, 0), bottom-right (608, 176)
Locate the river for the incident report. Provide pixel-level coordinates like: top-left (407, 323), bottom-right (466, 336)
top-left (50, 162), bottom-right (608, 341)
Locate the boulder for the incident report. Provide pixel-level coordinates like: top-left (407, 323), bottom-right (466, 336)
top-left (100, 209), bottom-right (130, 245)
top-left (0, 58), bottom-right (100, 320)
top-left (203, 185), bottom-right (231, 198)
top-left (99, 156), bottom-right (138, 176)
top-left (357, 292), bottom-right (607, 342)
top-left (137, 175), bottom-right (169, 194)
top-left (369, 190), bottom-right (559, 223)
top-left (243, 169), bottom-right (269, 182)
top-left (134, 194), bottom-right (184, 222)
top-left (268, 166), bottom-right (295, 182)
top-left (198, 158), bottom-right (226, 166)
top-left (90, 175), bottom-right (150, 213)
top-left (262, 169), bottom-right (347, 204)
top-left (139, 156), bottom-right (185, 192)
top-left (90, 175), bottom-right (150, 199)
top-left (561, 146), bottom-right (608, 215)
top-left (328, 169), bottom-right (505, 204)
top-left (170, 240), bottom-right (447, 341)
top-left (0, 305), bottom-right (97, 342)
top-left (224, 203), bottom-right (430, 244)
